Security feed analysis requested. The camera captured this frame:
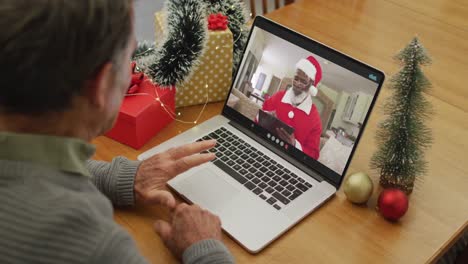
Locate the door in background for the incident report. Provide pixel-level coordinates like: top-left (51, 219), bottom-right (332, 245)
top-left (266, 75), bottom-right (281, 96)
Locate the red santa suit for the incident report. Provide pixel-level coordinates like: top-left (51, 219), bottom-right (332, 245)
top-left (262, 88), bottom-right (322, 160)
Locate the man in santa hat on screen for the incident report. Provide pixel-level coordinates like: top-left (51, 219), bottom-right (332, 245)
top-left (262, 55), bottom-right (323, 160)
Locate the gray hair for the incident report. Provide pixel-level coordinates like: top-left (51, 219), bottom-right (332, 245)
top-left (0, 0), bottom-right (133, 114)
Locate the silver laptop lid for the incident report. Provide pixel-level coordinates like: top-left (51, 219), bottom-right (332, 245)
top-left (222, 16), bottom-right (384, 188)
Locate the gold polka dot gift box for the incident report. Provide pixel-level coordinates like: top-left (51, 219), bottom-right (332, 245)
top-left (155, 11), bottom-right (233, 108)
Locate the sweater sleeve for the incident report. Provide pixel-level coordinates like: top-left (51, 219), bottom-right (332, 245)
top-left (262, 91), bottom-right (282, 112)
top-left (86, 157), bottom-right (141, 207)
top-left (90, 224), bottom-right (150, 264)
top-left (92, 232), bottom-right (234, 264)
top-left (183, 239), bottom-right (235, 264)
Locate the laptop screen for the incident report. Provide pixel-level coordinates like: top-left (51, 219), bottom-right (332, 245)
top-left (223, 17), bottom-right (384, 187)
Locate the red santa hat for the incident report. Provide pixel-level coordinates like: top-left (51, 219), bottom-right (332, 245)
top-left (295, 55), bottom-right (322, 96)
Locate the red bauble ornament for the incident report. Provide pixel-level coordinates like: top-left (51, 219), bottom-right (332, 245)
top-left (377, 188), bottom-right (409, 221)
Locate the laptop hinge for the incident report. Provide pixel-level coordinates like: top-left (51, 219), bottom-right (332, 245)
top-left (228, 120), bottom-right (327, 184)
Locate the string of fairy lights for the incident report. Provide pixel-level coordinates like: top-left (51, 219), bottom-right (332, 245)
top-left (128, 4), bottom-right (248, 125)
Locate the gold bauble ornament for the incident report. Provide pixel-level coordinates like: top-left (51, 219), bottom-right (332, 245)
top-left (343, 172), bottom-right (374, 204)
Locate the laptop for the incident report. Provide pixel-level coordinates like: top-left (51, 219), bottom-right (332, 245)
top-left (138, 16), bottom-right (385, 253)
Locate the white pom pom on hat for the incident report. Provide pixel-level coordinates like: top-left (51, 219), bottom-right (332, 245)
top-left (295, 55), bottom-right (323, 96)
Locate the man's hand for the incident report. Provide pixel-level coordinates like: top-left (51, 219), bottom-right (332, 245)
top-left (134, 140), bottom-right (216, 208)
top-left (276, 127), bottom-right (295, 146)
top-left (154, 203), bottom-right (223, 259)
top-left (266, 110), bottom-right (277, 118)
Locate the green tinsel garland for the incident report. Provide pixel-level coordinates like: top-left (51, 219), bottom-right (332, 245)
top-left (132, 41), bottom-right (156, 59)
top-left (135, 0), bottom-right (248, 87)
top-left (147, 0), bottom-right (208, 87)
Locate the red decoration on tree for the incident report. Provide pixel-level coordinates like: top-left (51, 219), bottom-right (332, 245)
top-left (208, 13), bottom-right (228, 31)
top-left (377, 188), bottom-right (409, 221)
top-left (128, 62), bottom-right (144, 94)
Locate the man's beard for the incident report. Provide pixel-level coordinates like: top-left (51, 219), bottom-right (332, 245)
top-left (291, 90), bottom-right (308, 105)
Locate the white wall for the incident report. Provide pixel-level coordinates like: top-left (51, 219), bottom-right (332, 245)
top-left (233, 25), bottom-right (378, 136)
top-left (249, 33), bottom-right (264, 62)
top-left (252, 63), bottom-right (287, 94)
top-left (233, 27), bottom-right (265, 89)
top-left (331, 91), bottom-right (358, 133)
top-left (251, 30), bottom-right (379, 96)
top-left (319, 84), bottom-right (339, 104)
top-left (251, 32), bottom-right (312, 93)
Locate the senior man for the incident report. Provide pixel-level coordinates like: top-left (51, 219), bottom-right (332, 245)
top-left (0, 0), bottom-right (233, 263)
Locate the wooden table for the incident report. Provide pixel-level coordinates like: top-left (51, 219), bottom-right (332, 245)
top-left (93, 0), bottom-right (468, 263)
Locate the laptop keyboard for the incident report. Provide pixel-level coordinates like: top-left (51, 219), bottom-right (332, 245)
top-left (195, 127), bottom-right (314, 210)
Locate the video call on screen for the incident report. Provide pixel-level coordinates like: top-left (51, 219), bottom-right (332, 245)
top-left (227, 27), bottom-right (379, 175)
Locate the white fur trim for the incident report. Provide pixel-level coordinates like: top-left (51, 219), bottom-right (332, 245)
top-left (295, 139), bottom-right (303, 151)
top-left (281, 88), bottom-right (314, 114)
top-left (296, 59), bottom-right (317, 80)
top-left (309, 84), bottom-right (318, 97)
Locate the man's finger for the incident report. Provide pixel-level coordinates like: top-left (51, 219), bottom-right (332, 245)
top-left (280, 128), bottom-right (290, 138)
top-left (279, 128), bottom-right (293, 144)
top-left (168, 140), bottom-right (217, 160)
top-left (280, 128), bottom-right (294, 142)
top-left (276, 128), bottom-right (287, 140)
top-left (275, 128), bottom-right (282, 136)
top-left (173, 153), bottom-right (215, 175)
top-left (175, 203), bottom-right (190, 215)
top-left (145, 190), bottom-right (176, 209)
top-left (154, 220), bottom-right (172, 242)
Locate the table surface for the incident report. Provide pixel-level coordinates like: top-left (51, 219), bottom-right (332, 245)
top-left (92, 0), bottom-right (468, 263)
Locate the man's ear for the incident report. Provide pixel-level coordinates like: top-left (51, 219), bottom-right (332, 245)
top-left (84, 62), bottom-right (114, 109)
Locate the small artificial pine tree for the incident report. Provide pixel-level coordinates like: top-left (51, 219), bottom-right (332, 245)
top-left (371, 37), bottom-right (433, 194)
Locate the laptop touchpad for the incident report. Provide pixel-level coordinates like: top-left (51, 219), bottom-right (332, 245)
top-left (178, 168), bottom-right (239, 214)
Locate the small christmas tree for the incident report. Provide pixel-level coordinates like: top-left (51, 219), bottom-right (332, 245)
top-left (371, 37), bottom-right (433, 194)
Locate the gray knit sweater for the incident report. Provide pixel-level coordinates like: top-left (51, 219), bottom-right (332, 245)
top-left (0, 132), bottom-right (234, 264)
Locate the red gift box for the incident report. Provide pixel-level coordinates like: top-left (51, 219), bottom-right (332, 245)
top-left (106, 78), bottom-right (175, 149)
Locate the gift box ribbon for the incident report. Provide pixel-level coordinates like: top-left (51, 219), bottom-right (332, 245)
top-left (128, 62), bottom-right (144, 94)
top-left (208, 13), bottom-right (228, 31)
